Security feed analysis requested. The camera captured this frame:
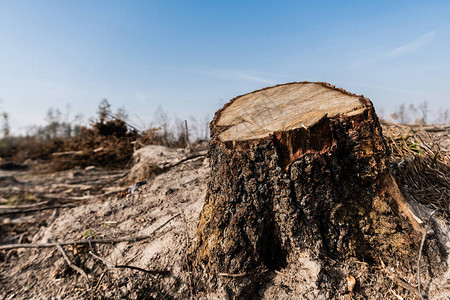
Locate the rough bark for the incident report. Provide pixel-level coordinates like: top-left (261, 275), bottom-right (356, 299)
top-left (191, 82), bottom-right (442, 298)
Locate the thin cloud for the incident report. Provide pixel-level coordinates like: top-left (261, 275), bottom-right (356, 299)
top-left (236, 72), bottom-right (276, 84)
top-left (208, 69), bottom-right (277, 84)
top-left (385, 31), bottom-right (437, 58)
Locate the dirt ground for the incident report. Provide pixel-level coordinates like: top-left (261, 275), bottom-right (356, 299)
top-left (0, 124), bottom-right (449, 299)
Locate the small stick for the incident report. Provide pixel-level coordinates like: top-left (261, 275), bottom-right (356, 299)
top-left (387, 273), bottom-right (420, 297)
top-left (417, 227), bottom-right (427, 300)
top-left (94, 272), bottom-right (106, 291)
top-left (163, 151), bottom-right (207, 171)
top-left (417, 210), bottom-right (436, 300)
top-left (115, 265), bottom-right (170, 276)
top-left (41, 189), bottom-right (122, 202)
top-left (89, 251), bottom-right (114, 268)
top-left (102, 171), bottom-right (129, 185)
top-left (52, 150), bottom-right (84, 156)
top-left (218, 272), bottom-right (247, 278)
top-left (41, 194), bottom-right (92, 201)
top-left (0, 213), bottom-right (180, 250)
top-left (0, 201), bottom-right (49, 209)
top-left (390, 289), bottom-right (404, 300)
top-left (56, 244), bottom-right (91, 287)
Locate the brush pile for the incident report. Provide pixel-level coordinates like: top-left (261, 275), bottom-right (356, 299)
top-left (383, 123), bottom-right (449, 221)
top-left (45, 119), bottom-right (139, 171)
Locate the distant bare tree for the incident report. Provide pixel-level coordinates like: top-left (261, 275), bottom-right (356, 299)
top-left (1, 112), bottom-right (9, 139)
top-left (188, 116), bottom-right (199, 140)
top-left (417, 101), bottom-right (428, 124)
top-left (174, 118), bottom-right (187, 146)
top-left (154, 106), bottom-right (172, 146)
top-left (62, 104), bottom-right (83, 138)
top-left (115, 107), bottom-right (128, 121)
top-left (45, 108), bottom-right (62, 139)
top-left (390, 101), bottom-right (429, 124)
top-left (37, 105), bottom-right (84, 140)
top-left (97, 99), bottom-right (112, 123)
top-left (435, 108), bottom-right (450, 124)
top-left (202, 114), bottom-right (210, 140)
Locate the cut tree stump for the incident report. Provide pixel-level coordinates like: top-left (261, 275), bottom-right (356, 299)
top-left (191, 82), bottom-right (443, 298)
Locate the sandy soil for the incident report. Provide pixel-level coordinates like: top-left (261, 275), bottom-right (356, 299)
top-left (0, 125), bottom-right (449, 299)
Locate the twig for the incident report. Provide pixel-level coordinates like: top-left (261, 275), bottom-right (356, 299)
top-left (386, 272), bottom-right (421, 297)
top-left (218, 272), bottom-right (247, 278)
top-left (89, 251), bottom-right (114, 268)
top-left (0, 213), bottom-right (180, 250)
top-left (56, 243), bottom-right (91, 287)
top-left (52, 150), bottom-right (84, 156)
top-left (401, 124), bottom-right (450, 133)
top-left (102, 171), bottom-right (129, 185)
top-left (42, 194), bottom-right (92, 201)
top-left (96, 188), bottom-right (125, 198)
top-left (50, 183), bottom-right (93, 190)
top-left (0, 201), bottom-right (49, 209)
top-left (163, 151), bottom-right (207, 171)
top-left (66, 171), bottom-right (128, 185)
top-left (94, 272), bottom-right (106, 291)
top-left (417, 227), bottom-right (427, 300)
top-left (91, 251), bottom-right (171, 278)
top-left (106, 112), bottom-right (141, 132)
top-left (115, 265), bottom-right (170, 276)
top-left (390, 289), bottom-right (404, 300)
top-left (417, 210), bottom-right (436, 300)
top-left (41, 188), bottom-right (124, 202)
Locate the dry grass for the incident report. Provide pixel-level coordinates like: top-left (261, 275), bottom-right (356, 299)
top-left (383, 123), bottom-right (449, 220)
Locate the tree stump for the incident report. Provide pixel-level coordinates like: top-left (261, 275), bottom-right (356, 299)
top-left (192, 82), bottom-right (438, 298)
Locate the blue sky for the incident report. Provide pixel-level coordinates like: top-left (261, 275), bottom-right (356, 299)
top-left (0, 1), bottom-right (449, 133)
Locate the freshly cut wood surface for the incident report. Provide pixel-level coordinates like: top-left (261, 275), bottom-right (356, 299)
top-left (217, 82), bottom-right (367, 141)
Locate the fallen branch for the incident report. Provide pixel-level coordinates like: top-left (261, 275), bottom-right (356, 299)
top-left (390, 289), bottom-right (405, 300)
top-left (115, 265), bottom-right (170, 276)
top-left (89, 251), bottom-right (114, 267)
top-left (42, 194), bottom-right (92, 201)
top-left (386, 272), bottom-right (420, 297)
top-left (0, 213), bottom-right (180, 250)
top-left (96, 188), bottom-right (125, 198)
top-left (0, 204), bottom-right (75, 216)
top-left (94, 272), bottom-right (106, 292)
top-left (65, 171), bottom-right (128, 185)
top-left (90, 251), bottom-right (171, 276)
top-left (50, 183), bottom-right (94, 190)
top-left (0, 201), bottom-right (49, 210)
top-left (102, 171), bottom-right (129, 185)
top-left (56, 243), bottom-right (91, 287)
top-left (163, 151), bottom-right (207, 171)
top-left (404, 124), bottom-right (450, 133)
top-left (41, 188), bottom-right (124, 202)
top-left (52, 150), bottom-right (84, 157)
